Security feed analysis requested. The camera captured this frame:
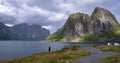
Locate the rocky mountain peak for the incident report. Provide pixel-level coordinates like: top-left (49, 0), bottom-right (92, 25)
top-left (89, 7), bottom-right (119, 35)
top-left (63, 12), bottom-right (90, 41)
top-left (92, 7), bottom-right (118, 24)
top-left (13, 23), bottom-right (29, 27)
top-left (47, 7), bottom-right (120, 42)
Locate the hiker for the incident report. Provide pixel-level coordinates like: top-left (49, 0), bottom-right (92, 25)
top-left (48, 46), bottom-right (51, 52)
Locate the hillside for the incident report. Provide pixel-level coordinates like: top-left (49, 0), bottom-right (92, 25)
top-left (46, 7), bottom-right (120, 42)
top-left (0, 23), bottom-right (50, 41)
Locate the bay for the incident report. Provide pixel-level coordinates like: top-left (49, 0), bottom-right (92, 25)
top-left (0, 41), bottom-right (106, 60)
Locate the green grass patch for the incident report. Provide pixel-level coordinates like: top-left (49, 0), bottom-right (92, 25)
top-left (80, 34), bottom-right (98, 41)
top-left (0, 45), bottom-right (88, 63)
top-left (102, 54), bottom-right (120, 63)
top-left (46, 26), bottom-right (64, 41)
top-left (96, 46), bottom-right (120, 52)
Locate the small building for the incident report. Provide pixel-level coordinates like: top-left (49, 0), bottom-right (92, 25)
top-left (107, 38), bottom-right (120, 46)
top-left (114, 43), bottom-right (120, 46)
top-left (107, 42), bottom-right (113, 46)
top-left (107, 42), bottom-right (120, 46)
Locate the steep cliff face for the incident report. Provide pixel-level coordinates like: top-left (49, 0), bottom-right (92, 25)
top-left (89, 7), bottom-right (119, 35)
top-left (47, 7), bottom-right (120, 42)
top-left (63, 13), bottom-right (90, 41)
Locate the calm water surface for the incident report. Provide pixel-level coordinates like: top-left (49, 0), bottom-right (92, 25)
top-left (0, 41), bottom-right (106, 60)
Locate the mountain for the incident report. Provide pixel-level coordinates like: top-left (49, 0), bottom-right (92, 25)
top-left (10, 23), bottom-right (50, 40)
top-left (0, 22), bottom-right (13, 40)
top-left (46, 7), bottom-right (120, 42)
top-left (0, 23), bottom-right (50, 41)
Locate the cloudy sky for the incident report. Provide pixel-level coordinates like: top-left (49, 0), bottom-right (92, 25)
top-left (0, 0), bottom-right (119, 33)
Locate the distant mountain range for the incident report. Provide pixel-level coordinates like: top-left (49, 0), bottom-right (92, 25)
top-left (46, 7), bottom-right (120, 42)
top-left (0, 22), bottom-right (50, 41)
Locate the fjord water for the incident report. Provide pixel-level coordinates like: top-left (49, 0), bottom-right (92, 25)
top-left (0, 41), bottom-right (106, 61)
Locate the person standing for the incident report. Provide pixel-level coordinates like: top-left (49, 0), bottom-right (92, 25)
top-left (48, 46), bottom-right (51, 52)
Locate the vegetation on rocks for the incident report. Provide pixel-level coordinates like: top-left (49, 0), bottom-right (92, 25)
top-left (80, 34), bottom-right (98, 41)
top-left (46, 27), bottom-right (64, 41)
top-left (45, 7), bottom-right (120, 42)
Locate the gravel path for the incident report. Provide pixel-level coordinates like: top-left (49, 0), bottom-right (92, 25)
top-left (78, 47), bottom-right (119, 63)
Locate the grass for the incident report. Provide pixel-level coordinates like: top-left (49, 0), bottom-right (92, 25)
top-left (102, 54), bottom-right (120, 63)
top-left (80, 29), bottom-right (120, 42)
top-left (80, 34), bottom-right (98, 41)
top-left (45, 20), bottom-right (120, 42)
top-left (0, 45), bottom-right (88, 63)
top-left (96, 46), bottom-right (120, 63)
top-left (96, 46), bottom-right (120, 52)
top-left (46, 26), bottom-right (64, 41)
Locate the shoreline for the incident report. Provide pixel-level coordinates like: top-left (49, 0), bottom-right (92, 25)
top-left (0, 46), bottom-right (88, 63)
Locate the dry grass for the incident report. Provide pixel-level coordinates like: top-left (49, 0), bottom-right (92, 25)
top-left (96, 46), bottom-right (120, 52)
top-left (0, 45), bottom-right (88, 63)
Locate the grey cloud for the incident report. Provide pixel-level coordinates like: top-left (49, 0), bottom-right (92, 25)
top-left (0, 0), bottom-right (119, 33)
top-left (27, 0), bottom-right (56, 10)
top-left (0, 13), bottom-right (16, 24)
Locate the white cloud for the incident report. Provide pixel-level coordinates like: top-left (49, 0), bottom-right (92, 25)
top-left (21, 5), bottom-right (50, 17)
top-left (34, 6), bottom-right (49, 17)
top-left (42, 25), bottom-right (54, 33)
top-left (5, 23), bottom-right (13, 27)
top-left (47, 13), bottom-right (68, 21)
top-left (58, 3), bottom-right (76, 13)
top-left (79, 0), bottom-right (103, 4)
top-left (0, 1), bottom-right (18, 17)
top-left (42, 25), bottom-right (53, 30)
top-left (19, 4), bottom-right (68, 22)
top-left (0, 5), bottom-right (7, 13)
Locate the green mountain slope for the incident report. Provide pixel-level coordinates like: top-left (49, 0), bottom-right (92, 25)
top-left (46, 7), bottom-right (120, 42)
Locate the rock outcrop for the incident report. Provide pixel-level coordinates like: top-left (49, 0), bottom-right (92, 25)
top-left (47, 7), bottom-right (120, 42)
top-left (63, 13), bottom-right (90, 41)
top-left (89, 7), bottom-right (119, 35)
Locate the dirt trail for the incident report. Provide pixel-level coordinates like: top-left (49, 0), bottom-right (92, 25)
top-left (78, 47), bottom-right (119, 63)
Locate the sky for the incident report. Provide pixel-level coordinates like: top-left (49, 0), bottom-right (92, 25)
top-left (0, 0), bottom-right (119, 33)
